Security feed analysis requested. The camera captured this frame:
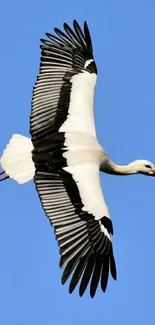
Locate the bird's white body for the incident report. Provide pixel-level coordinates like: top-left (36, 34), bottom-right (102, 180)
top-left (1, 131), bottom-right (111, 221)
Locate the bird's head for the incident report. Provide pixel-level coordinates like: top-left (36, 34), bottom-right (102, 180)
top-left (129, 160), bottom-right (155, 176)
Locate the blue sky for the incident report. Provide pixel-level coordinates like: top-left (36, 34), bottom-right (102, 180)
top-left (1, 0), bottom-right (155, 324)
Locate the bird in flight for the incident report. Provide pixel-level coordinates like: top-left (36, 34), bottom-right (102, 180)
top-left (0, 20), bottom-right (155, 298)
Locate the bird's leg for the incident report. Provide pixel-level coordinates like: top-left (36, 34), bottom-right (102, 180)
top-left (0, 170), bottom-right (9, 182)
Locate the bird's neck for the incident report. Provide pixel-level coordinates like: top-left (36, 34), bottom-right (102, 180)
top-left (100, 159), bottom-right (138, 175)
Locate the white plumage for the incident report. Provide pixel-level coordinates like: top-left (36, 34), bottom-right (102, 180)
top-left (1, 20), bottom-right (155, 298)
top-left (59, 72), bottom-right (97, 135)
top-left (1, 134), bottom-right (35, 184)
top-left (63, 163), bottom-right (110, 220)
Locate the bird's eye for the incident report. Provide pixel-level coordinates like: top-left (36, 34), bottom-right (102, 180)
top-left (145, 164), bottom-right (151, 169)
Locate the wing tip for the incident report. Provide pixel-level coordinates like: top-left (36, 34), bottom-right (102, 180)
top-left (42, 20), bottom-right (93, 54)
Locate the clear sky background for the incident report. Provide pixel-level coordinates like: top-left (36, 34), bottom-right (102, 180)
top-left (0, 0), bottom-right (155, 324)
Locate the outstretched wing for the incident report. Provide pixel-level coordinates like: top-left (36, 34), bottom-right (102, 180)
top-left (35, 169), bottom-right (116, 297)
top-left (33, 132), bottom-right (117, 298)
top-left (30, 20), bottom-right (98, 145)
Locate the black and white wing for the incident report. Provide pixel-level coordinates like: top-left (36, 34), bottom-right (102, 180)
top-left (33, 139), bottom-right (117, 298)
top-left (30, 20), bottom-right (97, 144)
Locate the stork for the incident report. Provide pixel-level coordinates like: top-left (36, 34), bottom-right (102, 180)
top-left (0, 20), bottom-right (155, 298)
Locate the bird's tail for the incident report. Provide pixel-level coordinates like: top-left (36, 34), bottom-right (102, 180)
top-left (0, 134), bottom-right (35, 184)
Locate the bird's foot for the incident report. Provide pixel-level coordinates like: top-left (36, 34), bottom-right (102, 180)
top-left (0, 170), bottom-right (9, 182)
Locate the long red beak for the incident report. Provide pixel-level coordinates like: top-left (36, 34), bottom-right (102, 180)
top-left (152, 169), bottom-right (155, 175)
top-left (0, 170), bottom-right (9, 182)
